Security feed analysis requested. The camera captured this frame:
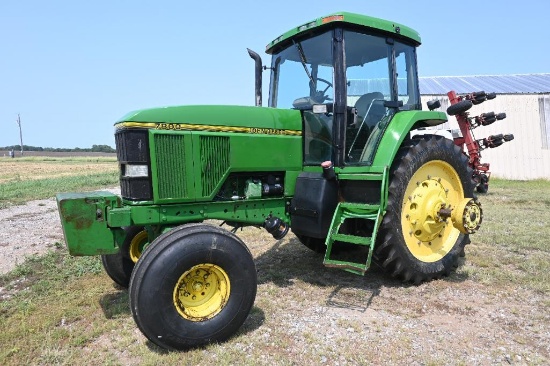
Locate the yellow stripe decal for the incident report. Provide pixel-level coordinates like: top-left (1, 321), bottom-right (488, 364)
top-left (115, 122), bottom-right (302, 136)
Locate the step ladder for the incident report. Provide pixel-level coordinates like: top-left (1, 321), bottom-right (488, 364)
top-left (323, 167), bottom-right (388, 275)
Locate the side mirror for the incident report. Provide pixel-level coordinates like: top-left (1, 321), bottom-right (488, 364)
top-left (427, 99), bottom-right (441, 111)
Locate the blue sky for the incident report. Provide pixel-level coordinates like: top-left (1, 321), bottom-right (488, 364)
top-left (1, 0), bottom-right (547, 148)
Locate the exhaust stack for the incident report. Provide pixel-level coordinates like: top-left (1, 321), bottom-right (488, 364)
top-left (247, 48), bottom-right (263, 107)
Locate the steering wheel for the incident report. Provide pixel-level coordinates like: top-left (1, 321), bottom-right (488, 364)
top-left (313, 78), bottom-right (333, 102)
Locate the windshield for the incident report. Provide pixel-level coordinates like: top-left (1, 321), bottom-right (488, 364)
top-left (268, 28), bottom-right (420, 166)
top-left (268, 31), bottom-right (334, 109)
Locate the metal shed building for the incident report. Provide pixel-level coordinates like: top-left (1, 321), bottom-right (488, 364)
top-left (419, 74), bottom-right (550, 180)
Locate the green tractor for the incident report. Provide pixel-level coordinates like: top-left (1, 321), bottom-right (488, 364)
top-left (57, 12), bottom-right (482, 350)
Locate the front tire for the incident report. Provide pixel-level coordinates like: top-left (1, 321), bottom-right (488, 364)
top-left (129, 223), bottom-right (257, 350)
top-left (374, 136), bottom-right (475, 284)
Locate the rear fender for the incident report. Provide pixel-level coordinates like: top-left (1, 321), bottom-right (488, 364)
top-left (370, 110), bottom-right (447, 170)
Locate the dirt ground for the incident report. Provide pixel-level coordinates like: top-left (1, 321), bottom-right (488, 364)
top-left (0, 191), bottom-right (548, 364)
top-left (0, 187), bottom-right (119, 274)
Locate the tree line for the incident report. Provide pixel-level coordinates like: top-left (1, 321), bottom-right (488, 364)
top-left (1, 144), bottom-right (115, 153)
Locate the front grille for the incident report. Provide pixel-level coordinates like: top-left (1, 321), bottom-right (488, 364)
top-left (154, 134), bottom-right (188, 199)
top-left (200, 136), bottom-right (230, 197)
top-left (115, 129), bottom-right (152, 200)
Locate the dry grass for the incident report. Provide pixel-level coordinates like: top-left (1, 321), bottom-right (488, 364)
top-left (0, 157), bottom-right (118, 207)
top-left (0, 157), bottom-right (117, 183)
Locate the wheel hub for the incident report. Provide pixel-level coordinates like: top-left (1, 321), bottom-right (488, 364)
top-left (452, 198), bottom-right (483, 234)
top-left (173, 264), bottom-right (230, 321)
top-left (401, 160), bottom-right (468, 263)
top-left (405, 178), bottom-right (450, 242)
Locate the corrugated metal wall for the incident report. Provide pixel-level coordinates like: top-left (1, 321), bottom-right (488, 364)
top-left (420, 94), bottom-right (550, 180)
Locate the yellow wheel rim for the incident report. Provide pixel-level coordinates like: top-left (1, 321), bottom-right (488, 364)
top-left (129, 230), bottom-right (148, 263)
top-left (173, 264), bottom-right (230, 321)
top-left (401, 160), bottom-right (464, 263)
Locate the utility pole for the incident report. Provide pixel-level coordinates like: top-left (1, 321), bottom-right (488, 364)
top-left (16, 114), bottom-right (23, 156)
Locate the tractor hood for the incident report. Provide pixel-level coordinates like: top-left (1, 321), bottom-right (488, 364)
top-left (115, 105), bottom-right (302, 134)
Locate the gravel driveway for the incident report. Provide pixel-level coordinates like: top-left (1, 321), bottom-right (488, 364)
top-left (0, 188), bottom-right (120, 275)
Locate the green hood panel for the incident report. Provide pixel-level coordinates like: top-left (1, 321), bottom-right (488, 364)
top-left (117, 105), bottom-right (303, 132)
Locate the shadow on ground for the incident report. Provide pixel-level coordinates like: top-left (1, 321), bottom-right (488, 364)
top-left (98, 285), bottom-right (130, 319)
top-left (253, 235), bottom-right (469, 311)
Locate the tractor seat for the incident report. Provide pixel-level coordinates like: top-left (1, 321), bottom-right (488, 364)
top-left (354, 92), bottom-right (385, 126)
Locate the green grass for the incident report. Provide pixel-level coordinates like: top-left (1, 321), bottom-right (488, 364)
top-left (457, 178), bottom-right (550, 292)
top-left (0, 172), bottom-right (118, 207)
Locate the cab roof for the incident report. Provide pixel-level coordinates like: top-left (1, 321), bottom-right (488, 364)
top-left (265, 12), bottom-right (421, 54)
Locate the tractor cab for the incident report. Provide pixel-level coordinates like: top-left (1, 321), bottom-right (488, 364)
top-left (263, 12), bottom-right (421, 167)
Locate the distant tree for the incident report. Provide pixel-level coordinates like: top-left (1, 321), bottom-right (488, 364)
top-left (91, 144), bottom-right (116, 153)
top-left (0, 144), bottom-right (115, 152)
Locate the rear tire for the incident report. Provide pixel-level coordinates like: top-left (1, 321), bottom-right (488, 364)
top-left (374, 136), bottom-right (474, 284)
top-left (129, 223), bottom-right (257, 350)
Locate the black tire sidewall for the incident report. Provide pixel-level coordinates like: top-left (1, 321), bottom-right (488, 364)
top-left (100, 225), bottom-right (145, 287)
top-left (100, 251), bottom-right (134, 288)
top-left (129, 224), bottom-right (257, 350)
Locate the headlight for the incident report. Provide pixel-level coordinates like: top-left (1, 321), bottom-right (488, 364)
top-left (124, 164), bottom-right (149, 177)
